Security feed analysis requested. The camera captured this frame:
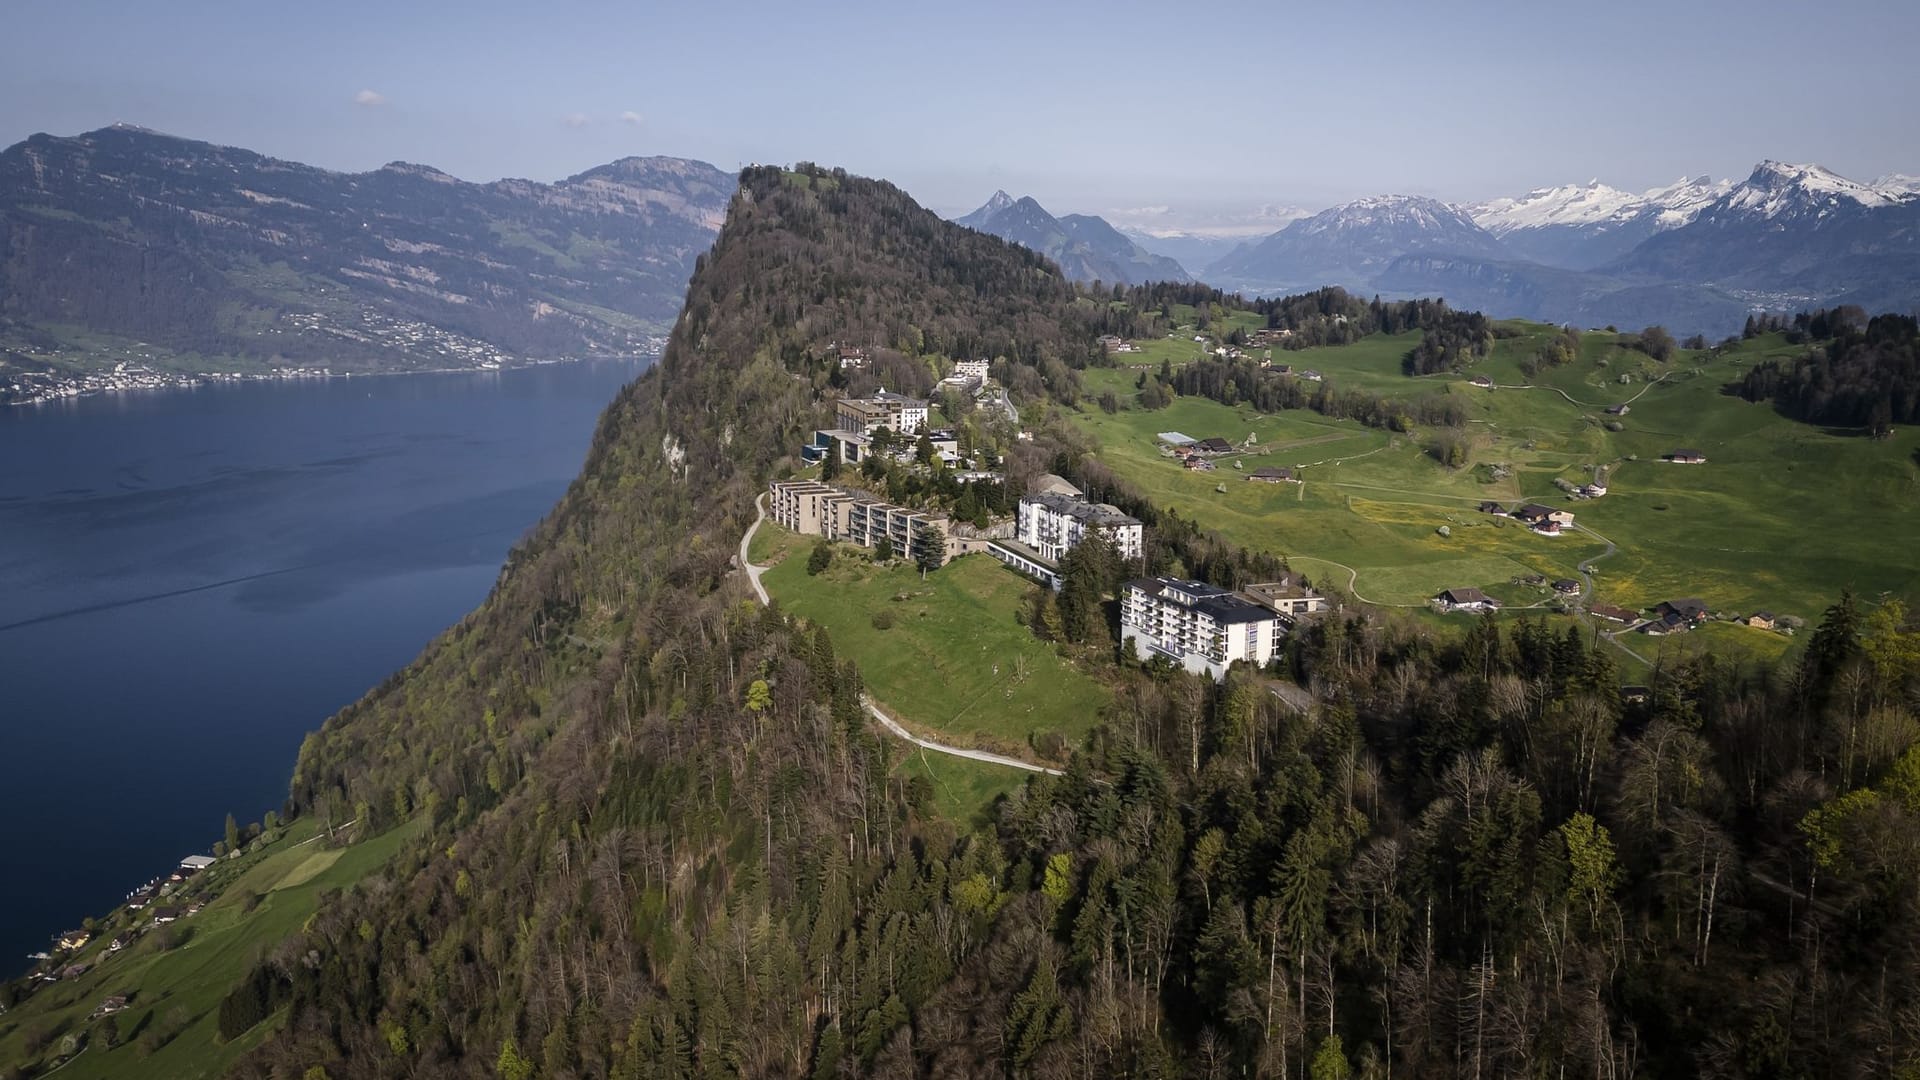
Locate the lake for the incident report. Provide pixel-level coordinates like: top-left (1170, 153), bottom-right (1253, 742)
top-left (0, 359), bottom-right (647, 964)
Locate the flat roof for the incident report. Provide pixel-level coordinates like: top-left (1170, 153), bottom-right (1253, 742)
top-left (1157, 432), bottom-right (1196, 446)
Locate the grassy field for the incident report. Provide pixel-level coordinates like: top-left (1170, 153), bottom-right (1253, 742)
top-left (1068, 330), bottom-right (1919, 630)
top-left (0, 816), bottom-right (426, 1079)
top-left (755, 524), bottom-right (1110, 760)
top-left (895, 750), bottom-right (1028, 827)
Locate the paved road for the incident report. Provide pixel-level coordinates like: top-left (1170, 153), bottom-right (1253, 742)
top-left (739, 493), bottom-right (772, 604)
top-left (737, 493), bottom-right (1060, 776)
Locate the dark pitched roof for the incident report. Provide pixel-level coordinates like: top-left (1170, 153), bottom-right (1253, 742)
top-left (1438, 587), bottom-right (1496, 606)
top-left (1658, 598), bottom-right (1707, 618)
top-left (1196, 437), bottom-right (1235, 453)
top-left (1553, 579), bottom-right (1581, 592)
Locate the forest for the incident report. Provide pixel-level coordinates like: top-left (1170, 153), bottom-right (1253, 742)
top-left (53, 164), bottom-right (1916, 1080)
top-left (1737, 306), bottom-right (1920, 433)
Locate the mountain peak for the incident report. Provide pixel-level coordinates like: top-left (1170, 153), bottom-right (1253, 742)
top-left (1728, 160), bottom-right (1891, 215)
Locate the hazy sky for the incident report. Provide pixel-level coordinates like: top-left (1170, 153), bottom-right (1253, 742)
top-left (4, 0), bottom-right (1916, 222)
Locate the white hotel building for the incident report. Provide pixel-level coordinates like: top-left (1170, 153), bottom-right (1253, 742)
top-left (1121, 577), bottom-right (1305, 680)
top-left (1016, 493), bottom-right (1143, 563)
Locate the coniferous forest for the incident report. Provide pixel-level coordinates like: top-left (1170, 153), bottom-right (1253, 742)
top-left (211, 166), bottom-right (1920, 1080)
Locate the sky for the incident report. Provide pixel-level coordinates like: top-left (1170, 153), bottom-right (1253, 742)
top-left (3, 0), bottom-right (1917, 228)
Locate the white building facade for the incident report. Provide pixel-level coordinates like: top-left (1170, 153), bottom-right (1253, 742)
top-left (1016, 493), bottom-right (1143, 563)
top-left (1121, 577), bottom-right (1293, 680)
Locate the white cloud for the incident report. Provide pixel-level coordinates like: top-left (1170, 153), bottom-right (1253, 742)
top-left (563, 112), bottom-right (591, 129)
top-left (619, 110), bottom-right (644, 126)
top-left (353, 89), bottom-right (388, 108)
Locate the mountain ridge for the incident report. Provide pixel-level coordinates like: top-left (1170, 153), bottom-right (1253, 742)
top-left (953, 190), bottom-right (1189, 286)
top-left (0, 125), bottom-right (734, 398)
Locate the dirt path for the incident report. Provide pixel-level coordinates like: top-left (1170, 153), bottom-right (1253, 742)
top-left (737, 494), bottom-right (1059, 775)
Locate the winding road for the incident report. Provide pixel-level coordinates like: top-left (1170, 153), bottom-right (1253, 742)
top-left (737, 494), bottom-right (1061, 776)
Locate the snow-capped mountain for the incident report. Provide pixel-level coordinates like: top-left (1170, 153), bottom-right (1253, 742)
top-left (1467, 176), bottom-right (1731, 270)
top-left (1204, 195), bottom-right (1507, 294)
top-left (1607, 161), bottom-right (1920, 302)
top-left (954, 191), bottom-right (1189, 285)
top-left (1712, 160), bottom-right (1902, 220)
top-left (1875, 174), bottom-right (1920, 198)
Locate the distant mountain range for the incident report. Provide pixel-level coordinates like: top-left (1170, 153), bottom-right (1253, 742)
top-left (954, 192), bottom-right (1189, 286)
top-left (1206, 195), bottom-right (1509, 295)
top-left (0, 125), bottom-right (733, 381)
top-left (1203, 161), bottom-right (1920, 336)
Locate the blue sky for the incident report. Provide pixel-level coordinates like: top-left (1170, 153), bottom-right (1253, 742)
top-left (3, 0), bottom-right (1916, 221)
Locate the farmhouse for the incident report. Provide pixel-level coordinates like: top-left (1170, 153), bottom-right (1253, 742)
top-left (1532, 521), bottom-right (1563, 537)
top-left (1018, 492), bottom-right (1143, 561)
top-left (1436, 588), bottom-right (1501, 612)
top-left (1552, 579), bottom-right (1582, 596)
top-left (1247, 466), bottom-right (1298, 483)
top-left (1746, 611), bottom-right (1778, 630)
top-left (1656, 598), bottom-right (1709, 624)
top-left (92, 995), bottom-right (130, 1018)
top-left (1514, 503), bottom-right (1575, 527)
top-left (109, 931), bottom-right (135, 953)
top-left (1666, 449), bottom-right (1708, 464)
top-left (151, 906), bottom-right (182, 924)
top-left (1592, 603), bottom-right (1639, 623)
top-left (56, 929), bottom-right (90, 951)
top-left (1477, 501), bottom-right (1506, 514)
top-left (1605, 403), bottom-right (1629, 415)
top-left (1581, 482), bottom-right (1608, 498)
top-left (1184, 457), bottom-right (1216, 471)
top-left (1195, 437), bottom-right (1235, 455)
top-left (835, 390), bottom-right (929, 436)
top-left (1469, 375), bottom-right (1495, 388)
top-left (1121, 577), bottom-right (1301, 680)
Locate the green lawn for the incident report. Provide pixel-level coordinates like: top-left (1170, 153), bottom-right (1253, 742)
top-left (757, 526), bottom-right (1110, 760)
top-left (896, 750), bottom-right (1028, 827)
top-left (0, 816), bottom-right (427, 1079)
top-left (1067, 330), bottom-right (1920, 628)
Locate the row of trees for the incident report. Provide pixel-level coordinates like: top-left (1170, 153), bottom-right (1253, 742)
top-left (1737, 308), bottom-right (1920, 433)
top-left (1170, 356), bottom-right (1469, 431)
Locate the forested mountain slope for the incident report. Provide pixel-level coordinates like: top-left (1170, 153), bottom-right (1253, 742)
top-left (142, 167), bottom-right (1920, 1079)
top-left (0, 125), bottom-right (732, 380)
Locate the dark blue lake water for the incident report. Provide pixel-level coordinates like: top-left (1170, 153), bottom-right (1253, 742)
top-left (0, 359), bottom-right (646, 964)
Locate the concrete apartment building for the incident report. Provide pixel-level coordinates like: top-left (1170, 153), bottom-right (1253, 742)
top-left (1121, 576), bottom-right (1303, 679)
top-left (768, 480), bottom-right (949, 563)
top-left (836, 390), bottom-right (929, 436)
top-left (1016, 492), bottom-right (1143, 563)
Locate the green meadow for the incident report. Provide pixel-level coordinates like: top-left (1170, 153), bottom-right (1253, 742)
top-left (0, 816), bottom-right (426, 1080)
top-left (1071, 329), bottom-right (1919, 625)
top-left (755, 524), bottom-right (1111, 760)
